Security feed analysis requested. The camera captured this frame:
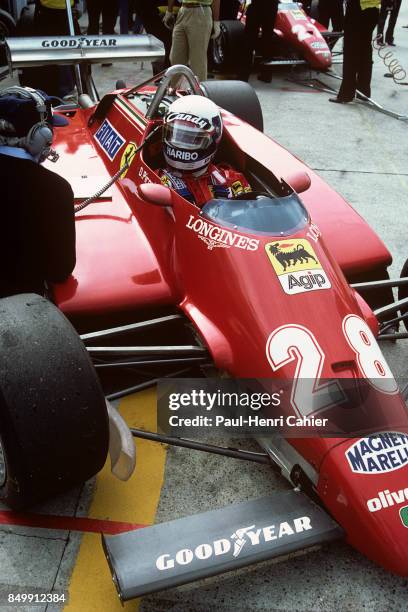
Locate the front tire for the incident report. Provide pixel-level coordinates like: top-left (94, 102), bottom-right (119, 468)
top-left (0, 294), bottom-right (109, 509)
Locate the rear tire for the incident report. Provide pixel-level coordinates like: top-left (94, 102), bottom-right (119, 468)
top-left (0, 294), bottom-right (109, 509)
top-left (398, 259), bottom-right (408, 332)
top-left (0, 9), bottom-right (15, 37)
top-left (210, 20), bottom-right (245, 73)
top-left (16, 4), bottom-right (35, 36)
top-left (201, 79), bottom-right (264, 132)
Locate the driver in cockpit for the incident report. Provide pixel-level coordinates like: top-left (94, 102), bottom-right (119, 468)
top-left (158, 95), bottom-right (251, 207)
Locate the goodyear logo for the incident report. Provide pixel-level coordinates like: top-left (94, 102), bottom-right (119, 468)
top-left (41, 37), bottom-right (117, 48)
top-left (94, 119), bottom-right (125, 160)
top-left (400, 506), bottom-right (408, 527)
top-left (155, 516), bottom-right (313, 571)
top-left (120, 142), bottom-right (137, 177)
top-left (265, 239), bottom-right (331, 295)
top-left (346, 432), bottom-right (408, 474)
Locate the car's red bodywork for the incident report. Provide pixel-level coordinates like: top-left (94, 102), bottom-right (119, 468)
top-left (48, 88), bottom-right (407, 577)
top-left (272, 3), bottom-right (332, 70)
top-left (51, 99), bottom-right (390, 316)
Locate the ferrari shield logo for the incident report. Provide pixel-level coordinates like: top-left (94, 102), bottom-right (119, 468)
top-left (400, 506), bottom-right (408, 527)
top-left (265, 238), bottom-right (331, 295)
top-left (120, 142), bottom-right (137, 177)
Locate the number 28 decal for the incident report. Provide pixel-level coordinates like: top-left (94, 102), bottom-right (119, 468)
top-left (266, 315), bottom-right (398, 418)
top-left (291, 23), bottom-right (320, 42)
top-left (342, 314), bottom-right (398, 394)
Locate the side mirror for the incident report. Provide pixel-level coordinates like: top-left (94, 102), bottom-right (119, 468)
top-left (284, 171), bottom-right (311, 194)
top-left (137, 183), bottom-right (173, 206)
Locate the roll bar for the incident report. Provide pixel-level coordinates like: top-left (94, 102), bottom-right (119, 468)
top-left (144, 65), bottom-right (204, 120)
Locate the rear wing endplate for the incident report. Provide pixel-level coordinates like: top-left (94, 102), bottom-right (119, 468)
top-left (102, 489), bottom-right (343, 601)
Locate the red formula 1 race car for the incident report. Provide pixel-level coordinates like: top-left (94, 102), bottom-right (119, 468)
top-left (212, 0), bottom-right (342, 74)
top-left (0, 35), bottom-right (407, 601)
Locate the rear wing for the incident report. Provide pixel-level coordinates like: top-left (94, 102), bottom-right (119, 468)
top-left (3, 34), bottom-right (164, 68)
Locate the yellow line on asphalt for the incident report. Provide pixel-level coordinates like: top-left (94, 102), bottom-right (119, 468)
top-left (65, 388), bottom-right (166, 612)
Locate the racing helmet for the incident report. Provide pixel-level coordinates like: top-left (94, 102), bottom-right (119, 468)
top-left (163, 95), bottom-right (223, 173)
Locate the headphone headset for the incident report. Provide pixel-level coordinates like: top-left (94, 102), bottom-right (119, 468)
top-left (0, 86), bottom-right (54, 162)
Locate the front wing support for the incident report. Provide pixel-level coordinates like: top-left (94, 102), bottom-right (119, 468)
top-left (130, 427), bottom-right (271, 464)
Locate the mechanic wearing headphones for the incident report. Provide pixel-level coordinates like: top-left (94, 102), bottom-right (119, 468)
top-left (0, 86), bottom-right (76, 298)
top-left (158, 95), bottom-right (251, 207)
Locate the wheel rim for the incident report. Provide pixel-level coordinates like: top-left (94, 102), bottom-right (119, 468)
top-left (212, 30), bottom-right (226, 65)
top-left (0, 438), bottom-right (6, 488)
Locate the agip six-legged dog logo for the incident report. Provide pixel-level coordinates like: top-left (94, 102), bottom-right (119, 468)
top-left (269, 242), bottom-right (318, 272)
top-left (265, 239), bottom-right (331, 295)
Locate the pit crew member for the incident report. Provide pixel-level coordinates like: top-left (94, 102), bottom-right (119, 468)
top-left (0, 86), bottom-right (76, 298)
top-left (165, 0), bottom-right (221, 82)
top-left (158, 95), bottom-right (251, 207)
top-left (20, 0), bottom-right (81, 99)
top-left (330, 0), bottom-right (379, 103)
top-left (377, 0), bottom-right (401, 45)
top-left (134, 1), bottom-right (176, 72)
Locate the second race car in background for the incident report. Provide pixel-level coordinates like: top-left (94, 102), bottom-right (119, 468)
top-left (211, 0), bottom-right (343, 74)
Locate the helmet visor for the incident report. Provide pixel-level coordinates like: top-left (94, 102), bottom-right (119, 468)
top-left (164, 121), bottom-right (213, 151)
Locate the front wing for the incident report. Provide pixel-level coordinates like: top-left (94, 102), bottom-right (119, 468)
top-left (103, 489), bottom-right (343, 601)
